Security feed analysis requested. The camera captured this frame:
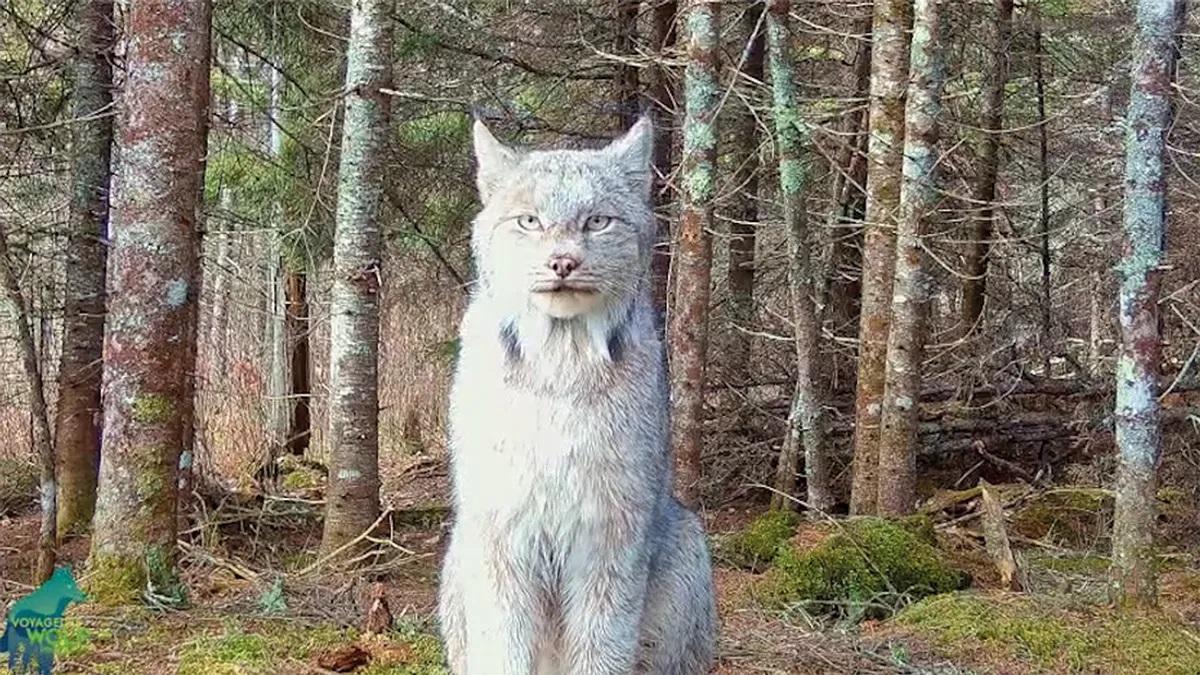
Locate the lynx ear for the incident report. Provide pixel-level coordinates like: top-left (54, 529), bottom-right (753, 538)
top-left (603, 115), bottom-right (654, 197)
top-left (473, 119), bottom-right (520, 202)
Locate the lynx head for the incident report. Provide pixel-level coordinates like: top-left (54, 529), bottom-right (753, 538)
top-left (470, 117), bottom-right (655, 320)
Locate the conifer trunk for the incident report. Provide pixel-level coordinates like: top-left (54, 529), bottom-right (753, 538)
top-left (0, 228), bottom-right (56, 583)
top-left (649, 0), bottom-right (678, 316)
top-left (88, 0), bottom-right (211, 603)
top-left (765, 0), bottom-right (830, 513)
top-left (727, 5), bottom-right (764, 388)
top-left (614, 0), bottom-right (641, 130)
top-left (286, 270), bottom-right (311, 457)
top-left (960, 0), bottom-right (1013, 330)
top-left (1110, 0), bottom-right (1185, 607)
top-left (55, 0), bottom-right (114, 538)
top-left (849, 0), bottom-right (912, 515)
top-left (321, 0), bottom-right (393, 555)
top-left (877, 0), bottom-right (945, 517)
top-left (670, 0), bottom-right (719, 508)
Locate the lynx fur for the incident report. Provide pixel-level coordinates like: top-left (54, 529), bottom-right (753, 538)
top-left (437, 117), bottom-right (716, 675)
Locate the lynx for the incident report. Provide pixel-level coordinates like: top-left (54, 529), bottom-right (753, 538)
top-left (437, 116), bottom-right (716, 675)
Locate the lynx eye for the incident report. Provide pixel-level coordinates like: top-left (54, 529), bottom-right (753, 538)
top-left (584, 215), bottom-right (614, 232)
top-left (514, 215), bottom-right (542, 231)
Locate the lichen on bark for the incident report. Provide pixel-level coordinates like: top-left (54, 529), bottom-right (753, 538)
top-left (670, 0), bottom-right (720, 507)
top-left (321, 0), bottom-right (393, 556)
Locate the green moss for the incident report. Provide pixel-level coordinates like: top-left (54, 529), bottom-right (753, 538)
top-left (759, 517), bottom-right (968, 619)
top-left (897, 593), bottom-right (1200, 674)
top-left (86, 554), bottom-right (147, 607)
top-left (1030, 553), bottom-right (1111, 576)
top-left (176, 620), bottom-right (447, 675)
top-left (131, 393), bottom-right (175, 425)
top-left (53, 618), bottom-right (106, 660)
top-left (720, 510), bottom-right (801, 571)
top-left (1013, 489), bottom-right (1113, 548)
top-left (281, 467), bottom-right (322, 491)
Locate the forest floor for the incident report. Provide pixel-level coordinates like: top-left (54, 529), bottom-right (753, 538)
top-left (2, 464), bottom-right (1199, 675)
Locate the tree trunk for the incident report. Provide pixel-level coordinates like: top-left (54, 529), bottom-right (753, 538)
top-left (960, 0), bottom-right (1013, 331)
top-left (55, 0), bottom-right (114, 539)
top-left (321, 0), bottom-right (393, 556)
top-left (670, 0), bottom-right (719, 508)
top-left (286, 270), bottom-right (312, 457)
top-left (1033, 11), bottom-right (1052, 373)
top-left (764, 0), bottom-right (831, 514)
top-left (848, 0), bottom-right (912, 515)
top-left (0, 229), bottom-right (56, 583)
top-left (614, 0), bottom-right (641, 130)
top-left (88, 0), bottom-right (211, 604)
top-left (820, 13), bottom-right (872, 375)
top-left (877, 0), bottom-right (945, 517)
top-left (264, 56), bottom-right (289, 470)
top-left (649, 0), bottom-right (678, 317)
top-left (1110, 0), bottom-right (1185, 607)
top-left (726, 4), bottom-right (765, 389)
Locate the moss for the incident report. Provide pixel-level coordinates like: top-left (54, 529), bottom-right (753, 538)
top-left (176, 620), bottom-right (447, 675)
top-left (1013, 488), bottom-right (1113, 548)
top-left (131, 393), bottom-right (175, 425)
top-left (758, 517), bottom-right (968, 619)
top-left (896, 592), bottom-right (1200, 674)
top-left (1030, 552), bottom-right (1111, 576)
top-left (720, 510), bottom-right (801, 571)
top-left (281, 467), bottom-right (322, 491)
top-left (85, 553), bottom-right (147, 607)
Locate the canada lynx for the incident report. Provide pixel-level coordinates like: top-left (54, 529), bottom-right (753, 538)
top-left (437, 116), bottom-right (716, 674)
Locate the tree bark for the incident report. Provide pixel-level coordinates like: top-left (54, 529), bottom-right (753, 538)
top-left (877, 0), bottom-right (945, 517)
top-left (265, 56), bottom-right (289, 468)
top-left (1110, 0), bottom-right (1185, 607)
top-left (0, 229), bottom-right (56, 583)
top-left (614, 0), bottom-right (641, 130)
top-left (670, 0), bottom-right (719, 508)
top-left (1033, 11), bottom-right (1052, 373)
top-left (821, 14), bottom-right (872, 377)
top-left (726, 4), bottom-right (765, 388)
top-left (848, 0), bottom-right (912, 515)
top-left (764, 0), bottom-right (831, 514)
top-left (321, 0), bottom-right (393, 556)
top-left (960, 0), bottom-right (1013, 331)
top-left (55, 0), bottom-right (114, 539)
top-left (88, 0), bottom-right (211, 604)
top-left (286, 270), bottom-right (312, 457)
top-left (649, 0), bottom-right (679, 317)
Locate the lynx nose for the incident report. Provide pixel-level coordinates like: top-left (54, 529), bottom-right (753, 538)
top-left (548, 255), bottom-right (579, 279)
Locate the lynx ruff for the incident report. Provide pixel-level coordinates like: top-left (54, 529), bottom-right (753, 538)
top-left (437, 117), bottom-right (716, 675)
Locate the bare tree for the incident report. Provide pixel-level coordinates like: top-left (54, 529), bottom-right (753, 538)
top-left (727, 4), bottom-right (764, 389)
top-left (765, 0), bottom-right (831, 513)
top-left (960, 0), bottom-right (1013, 331)
top-left (55, 0), bottom-right (114, 538)
top-left (849, 0), bottom-right (912, 515)
top-left (321, 0), bottom-right (394, 555)
top-left (877, 0), bottom-right (945, 517)
top-left (0, 228), bottom-right (56, 583)
top-left (88, 0), bottom-right (212, 602)
top-left (1110, 0), bottom-right (1186, 607)
top-left (649, 0), bottom-right (679, 315)
top-left (670, 0), bottom-right (719, 508)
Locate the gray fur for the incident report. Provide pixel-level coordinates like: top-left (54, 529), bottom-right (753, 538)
top-left (438, 117), bottom-right (717, 674)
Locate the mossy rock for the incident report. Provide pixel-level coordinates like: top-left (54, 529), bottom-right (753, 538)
top-left (1012, 488), bottom-right (1113, 548)
top-left (758, 517), bottom-right (968, 619)
top-left (718, 510), bottom-right (801, 571)
top-left (896, 592), bottom-right (1200, 674)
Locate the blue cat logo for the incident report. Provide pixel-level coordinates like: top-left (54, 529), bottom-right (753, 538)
top-left (0, 567), bottom-right (87, 674)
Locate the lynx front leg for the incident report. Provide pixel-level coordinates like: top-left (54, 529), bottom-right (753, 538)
top-left (561, 540), bottom-right (651, 675)
top-left (456, 531), bottom-right (542, 675)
